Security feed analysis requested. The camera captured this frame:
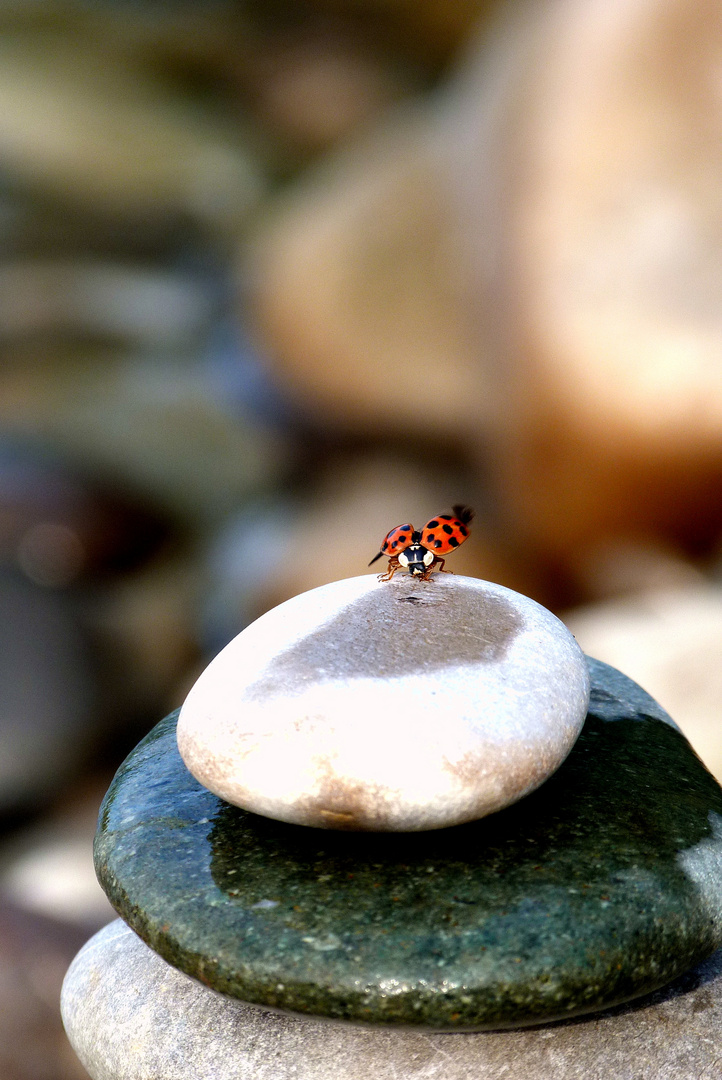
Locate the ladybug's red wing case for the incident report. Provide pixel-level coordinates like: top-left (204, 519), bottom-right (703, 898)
top-left (420, 505), bottom-right (473, 556)
top-left (368, 522), bottom-right (414, 567)
top-left (382, 523), bottom-right (414, 554)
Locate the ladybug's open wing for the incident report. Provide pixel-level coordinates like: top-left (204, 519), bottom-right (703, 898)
top-left (369, 522), bottom-right (414, 566)
top-left (381, 523), bottom-right (414, 554)
top-left (420, 510), bottom-right (472, 555)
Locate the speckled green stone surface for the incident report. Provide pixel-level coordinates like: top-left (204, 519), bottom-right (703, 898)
top-left (95, 658), bottom-right (722, 1029)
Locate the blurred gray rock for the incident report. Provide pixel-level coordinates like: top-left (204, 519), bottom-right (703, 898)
top-left (0, 781), bottom-right (116, 929)
top-left (0, 260), bottom-right (215, 351)
top-left (0, 32), bottom-right (262, 229)
top-left (0, 568), bottom-right (93, 815)
top-left (0, 353), bottom-right (285, 532)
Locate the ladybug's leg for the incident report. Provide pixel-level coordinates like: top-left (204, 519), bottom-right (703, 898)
top-left (379, 556), bottom-right (401, 582)
top-left (421, 556), bottom-right (453, 581)
top-left (417, 555), bottom-right (440, 581)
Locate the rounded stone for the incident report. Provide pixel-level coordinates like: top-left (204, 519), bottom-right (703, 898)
top-left (177, 574), bottom-right (590, 830)
top-left (94, 660), bottom-right (722, 1029)
top-left (62, 920), bottom-right (722, 1080)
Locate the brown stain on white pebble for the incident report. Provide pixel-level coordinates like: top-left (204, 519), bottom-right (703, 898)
top-left (441, 749), bottom-right (490, 790)
top-left (441, 742), bottom-right (560, 808)
top-left (245, 581), bottom-right (524, 699)
top-left (318, 810), bottom-right (356, 824)
top-left (298, 757), bottom-right (382, 830)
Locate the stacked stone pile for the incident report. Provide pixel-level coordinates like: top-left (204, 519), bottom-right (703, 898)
top-left (62, 575), bottom-right (722, 1079)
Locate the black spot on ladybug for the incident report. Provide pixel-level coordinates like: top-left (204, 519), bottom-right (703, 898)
top-left (449, 536), bottom-right (460, 547)
top-left (440, 515), bottom-right (452, 520)
top-left (434, 540), bottom-right (443, 549)
top-left (426, 532), bottom-right (436, 542)
top-left (442, 524), bottom-right (453, 535)
top-left (397, 534), bottom-right (407, 542)
top-left (459, 526), bottom-right (468, 536)
top-left (427, 520), bottom-right (439, 529)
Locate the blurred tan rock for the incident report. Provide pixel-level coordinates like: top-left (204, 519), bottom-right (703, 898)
top-left (249, 0), bottom-right (722, 585)
top-left (247, 109), bottom-right (493, 442)
top-left (0, 32), bottom-right (261, 227)
top-left (448, 0), bottom-right (722, 563)
top-left (86, 555), bottom-right (200, 721)
top-left (565, 586), bottom-right (722, 782)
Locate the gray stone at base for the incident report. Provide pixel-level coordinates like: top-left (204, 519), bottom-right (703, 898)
top-left (62, 921), bottom-right (722, 1080)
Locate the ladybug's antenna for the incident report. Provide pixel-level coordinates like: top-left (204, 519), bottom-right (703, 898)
top-left (368, 551), bottom-right (384, 567)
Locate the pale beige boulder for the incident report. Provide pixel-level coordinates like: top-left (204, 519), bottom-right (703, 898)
top-left (448, 0), bottom-right (722, 561)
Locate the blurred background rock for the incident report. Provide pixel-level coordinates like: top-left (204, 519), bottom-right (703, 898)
top-left (0, 0), bottom-right (720, 1076)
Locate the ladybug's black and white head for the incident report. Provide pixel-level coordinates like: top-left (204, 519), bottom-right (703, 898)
top-left (397, 532), bottom-right (434, 576)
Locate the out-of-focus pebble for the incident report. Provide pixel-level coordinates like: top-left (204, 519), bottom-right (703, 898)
top-left (0, 568), bottom-right (93, 816)
top-left (0, 777), bottom-right (117, 931)
top-left (87, 555), bottom-right (200, 723)
top-left (247, 109), bottom-right (491, 441)
top-left (234, 34), bottom-right (412, 153)
top-left (566, 585), bottom-right (722, 782)
top-left (2, 837), bottom-right (114, 929)
top-left (0, 438), bottom-right (167, 585)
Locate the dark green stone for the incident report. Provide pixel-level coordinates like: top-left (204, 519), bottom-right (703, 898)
top-left (94, 658), bottom-right (722, 1029)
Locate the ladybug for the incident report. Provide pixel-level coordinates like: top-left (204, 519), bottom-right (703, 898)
top-left (368, 505), bottom-right (474, 581)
